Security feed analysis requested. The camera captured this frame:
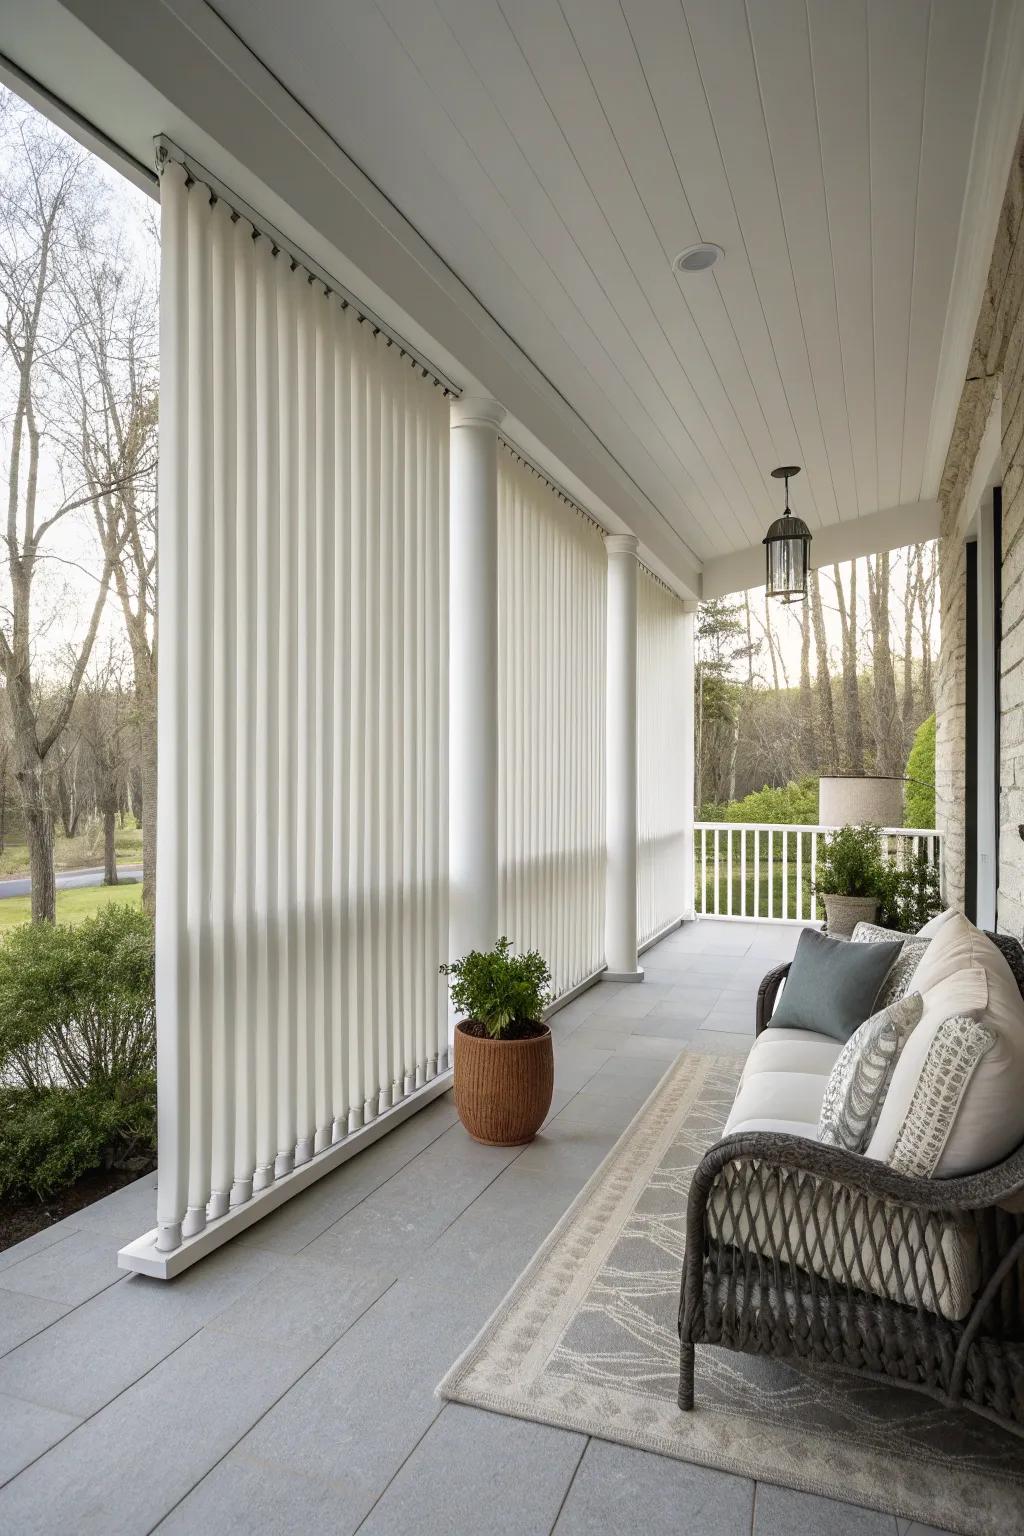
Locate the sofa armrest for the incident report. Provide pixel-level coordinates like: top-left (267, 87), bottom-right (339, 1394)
top-left (755, 963), bottom-right (790, 1035)
top-left (680, 1130), bottom-right (1024, 1336)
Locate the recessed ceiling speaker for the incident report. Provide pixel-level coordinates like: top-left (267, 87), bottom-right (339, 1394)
top-left (673, 243), bottom-right (724, 274)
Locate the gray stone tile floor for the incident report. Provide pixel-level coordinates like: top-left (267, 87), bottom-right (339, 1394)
top-left (0, 919), bottom-right (960, 1535)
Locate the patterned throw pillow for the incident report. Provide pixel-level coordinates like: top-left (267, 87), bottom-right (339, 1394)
top-left (818, 991), bottom-right (924, 1153)
top-left (888, 1016), bottom-right (996, 1177)
top-left (851, 922), bottom-right (930, 1010)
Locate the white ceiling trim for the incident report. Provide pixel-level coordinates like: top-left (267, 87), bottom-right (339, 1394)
top-left (700, 498), bottom-right (941, 601)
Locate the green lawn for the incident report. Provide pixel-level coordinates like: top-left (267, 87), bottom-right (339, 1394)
top-left (0, 881), bottom-right (143, 932)
top-left (696, 831), bottom-right (822, 921)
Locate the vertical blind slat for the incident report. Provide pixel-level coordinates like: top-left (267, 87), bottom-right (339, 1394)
top-left (496, 455), bottom-right (605, 998)
top-left (155, 167), bottom-right (449, 1250)
top-left (637, 571), bottom-right (689, 944)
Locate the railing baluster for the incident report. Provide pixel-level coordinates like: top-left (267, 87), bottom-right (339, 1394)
top-left (700, 826), bottom-right (706, 915)
top-left (754, 828), bottom-right (760, 919)
top-left (796, 829), bottom-right (803, 921)
top-left (811, 831), bottom-right (818, 922)
top-left (740, 828), bottom-right (747, 918)
top-left (714, 828), bottom-right (720, 916)
top-left (767, 829), bottom-right (773, 920)
top-left (781, 829), bottom-right (789, 920)
top-left (726, 827), bottom-right (733, 916)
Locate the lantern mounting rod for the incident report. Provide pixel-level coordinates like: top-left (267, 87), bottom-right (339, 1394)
top-left (770, 464), bottom-right (801, 510)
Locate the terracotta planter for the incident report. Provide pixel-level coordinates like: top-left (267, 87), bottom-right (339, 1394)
top-left (453, 1021), bottom-right (554, 1146)
top-left (822, 892), bottom-right (879, 937)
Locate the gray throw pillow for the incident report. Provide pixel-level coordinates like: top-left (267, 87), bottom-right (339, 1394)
top-left (768, 928), bottom-right (904, 1043)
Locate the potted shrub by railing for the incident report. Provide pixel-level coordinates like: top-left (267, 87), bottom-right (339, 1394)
top-left (813, 823), bottom-right (884, 936)
top-left (440, 937), bottom-right (553, 1146)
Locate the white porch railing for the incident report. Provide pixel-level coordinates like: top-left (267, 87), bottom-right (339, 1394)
top-left (694, 823), bottom-right (943, 924)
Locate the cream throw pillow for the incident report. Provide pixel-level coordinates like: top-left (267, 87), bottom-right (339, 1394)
top-left (867, 913), bottom-right (1024, 1175)
top-left (818, 992), bottom-right (923, 1152)
top-left (888, 1015), bottom-right (996, 1176)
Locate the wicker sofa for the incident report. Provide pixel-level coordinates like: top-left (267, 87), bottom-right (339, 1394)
top-left (678, 930), bottom-right (1024, 1437)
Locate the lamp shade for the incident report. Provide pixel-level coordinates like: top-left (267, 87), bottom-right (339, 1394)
top-left (763, 512), bottom-right (812, 601)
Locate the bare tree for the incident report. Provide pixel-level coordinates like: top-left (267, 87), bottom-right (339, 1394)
top-left (798, 598), bottom-right (815, 772)
top-left (833, 561), bottom-right (865, 774)
top-left (0, 102), bottom-right (124, 919)
top-left (809, 570), bottom-right (839, 774)
top-left (52, 727), bottom-right (85, 838)
top-left (915, 543), bottom-right (937, 716)
top-left (80, 659), bottom-right (132, 886)
top-left (66, 236), bottom-right (157, 913)
top-left (900, 550), bottom-right (918, 744)
top-left (866, 552), bottom-right (903, 776)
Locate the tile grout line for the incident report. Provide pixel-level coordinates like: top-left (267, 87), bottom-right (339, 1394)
top-left (546, 1434), bottom-right (589, 1535)
top-left (347, 1400), bottom-right (450, 1535)
top-left (0, 1322), bottom-right (206, 1492)
top-left (145, 1275), bottom-right (402, 1535)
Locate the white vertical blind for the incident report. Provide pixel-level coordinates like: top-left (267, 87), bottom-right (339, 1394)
top-left (156, 162), bottom-right (449, 1252)
top-left (496, 452), bottom-right (606, 998)
top-left (637, 570), bottom-right (689, 943)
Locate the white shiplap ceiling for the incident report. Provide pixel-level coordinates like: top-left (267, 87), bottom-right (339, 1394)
top-left (210, 0), bottom-right (1024, 566)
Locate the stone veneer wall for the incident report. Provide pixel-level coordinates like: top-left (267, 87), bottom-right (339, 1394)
top-left (937, 122), bottom-right (1024, 928)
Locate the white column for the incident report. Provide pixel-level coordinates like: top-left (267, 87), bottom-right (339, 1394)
top-left (681, 599), bottom-right (698, 920)
top-left (449, 397), bottom-right (505, 1014)
top-left (605, 534), bottom-right (643, 981)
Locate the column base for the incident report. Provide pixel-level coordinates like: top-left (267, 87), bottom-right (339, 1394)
top-left (604, 967), bottom-right (645, 983)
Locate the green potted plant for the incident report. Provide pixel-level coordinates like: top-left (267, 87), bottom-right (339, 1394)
top-left (876, 849), bottom-right (943, 933)
top-left (440, 937), bottom-right (553, 1146)
top-left (813, 824), bottom-right (885, 936)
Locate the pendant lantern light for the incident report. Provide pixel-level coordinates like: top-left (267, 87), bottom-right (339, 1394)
top-left (763, 465), bottom-right (811, 603)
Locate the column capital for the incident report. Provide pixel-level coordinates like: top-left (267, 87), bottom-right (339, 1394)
top-left (604, 532), bottom-right (639, 559)
top-left (681, 597), bottom-right (700, 614)
top-left (450, 395), bottom-right (506, 431)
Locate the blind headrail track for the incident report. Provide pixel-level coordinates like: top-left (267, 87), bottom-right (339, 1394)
top-left (154, 135), bottom-right (462, 398)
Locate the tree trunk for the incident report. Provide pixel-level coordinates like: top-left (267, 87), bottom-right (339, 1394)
top-left (867, 553), bottom-right (903, 776)
top-left (103, 801), bottom-right (118, 885)
top-left (833, 563), bottom-right (865, 774)
top-left (16, 750), bottom-right (55, 922)
top-left (916, 544), bottom-right (935, 716)
top-left (798, 600), bottom-right (816, 771)
top-left (902, 554), bottom-right (917, 742)
top-left (810, 571), bottom-right (839, 774)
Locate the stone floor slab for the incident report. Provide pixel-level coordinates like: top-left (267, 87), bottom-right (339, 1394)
top-left (357, 1403), bottom-right (584, 1536)
top-left (553, 1438), bottom-right (754, 1536)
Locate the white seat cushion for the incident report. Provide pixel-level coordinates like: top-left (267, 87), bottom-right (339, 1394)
top-left (867, 914), bottom-right (1024, 1175)
top-left (724, 1069), bottom-right (829, 1138)
top-left (739, 1028), bottom-right (842, 1088)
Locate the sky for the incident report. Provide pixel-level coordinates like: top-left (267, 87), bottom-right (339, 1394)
top-left (0, 86), bottom-right (157, 688)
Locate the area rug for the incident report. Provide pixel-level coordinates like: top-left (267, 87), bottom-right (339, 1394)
top-left (438, 1049), bottom-right (1024, 1536)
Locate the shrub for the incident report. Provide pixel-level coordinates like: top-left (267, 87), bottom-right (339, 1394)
top-left (0, 905), bottom-right (156, 1202)
top-left (440, 937), bottom-right (551, 1038)
top-left (0, 1077), bottom-right (156, 1202)
top-left (701, 776), bottom-right (819, 826)
top-left (905, 714), bottom-right (936, 829)
top-left (814, 824), bottom-right (884, 898)
top-left (0, 903), bottom-right (155, 1092)
top-left (876, 851), bottom-right (943, 933)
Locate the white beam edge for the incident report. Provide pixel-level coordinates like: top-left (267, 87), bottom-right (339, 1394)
top-left (700, 500), bottom-right (941, 600)
top-left (118, 1071), bottom-right (453, 1279)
